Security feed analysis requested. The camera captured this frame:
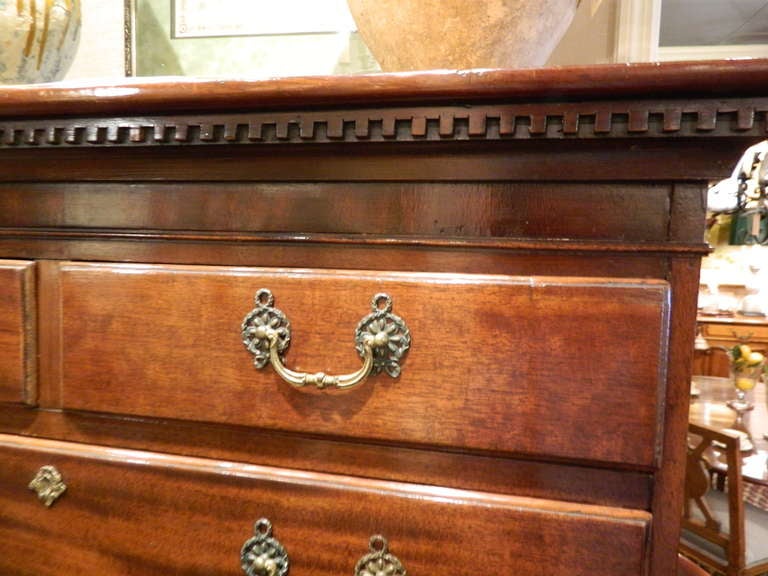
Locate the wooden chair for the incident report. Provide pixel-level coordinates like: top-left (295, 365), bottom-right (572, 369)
top-left (692, 345), bottom-right (732, 378)
top-left (680, 423), bottom-right (768, 576)
top-left (678, 554), bottom-right (712, 576)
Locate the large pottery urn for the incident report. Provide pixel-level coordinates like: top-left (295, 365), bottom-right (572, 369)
top-left (347, 0), bottom-right (578, 71)
top-left (0, 0), bottom-right (81, 84)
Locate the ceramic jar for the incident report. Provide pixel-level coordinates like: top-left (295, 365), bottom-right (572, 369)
top-left (346, 0), bottom-right (578, 71)
top-left (0, 0), bottom-right (81, 84)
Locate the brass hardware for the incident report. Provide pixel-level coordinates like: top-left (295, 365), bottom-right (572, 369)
top-left (240, 518), bottom-right (289, 576)
top-left (28, 465), bottom-right (67, 507)
top-left (354, 535), bottom-right (406, 576)
top-left (242, 290), bottom-right (410, 390)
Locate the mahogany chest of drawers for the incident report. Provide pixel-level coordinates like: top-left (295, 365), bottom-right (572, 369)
top-left (1, 61), bottom-right (766, 575)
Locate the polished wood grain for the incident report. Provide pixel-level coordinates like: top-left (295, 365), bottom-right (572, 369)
top-left (0, 236), bottom-right (676, 286)
top-left (0, 60), bottom-right (767, 117)
top-left (0, 63), bottom-right (723, 575)
top-left (0, 139), bottom-right (755, 184)
top-left (677, 554), bottom-right (709, 576)
top-left (0, 434), bottom-right (651, 576)
top-left (51, 262), bottom-right (669, 468)
top-left (649, 257), bottom-right (703, 576)
top-left (0, 181), bottom-right (674, 241)
top-left (669, 184), bottom-right (709, 243)
top-left (0, 229), bottom-right (707, 254)
top-left (0, 260), bottom-right (35, 405)
top-left (0, 403), bottom-right (654, 510)
top-left (693, 346), bottom-right (732, 378)
top-left (35, 261), bottom-right (62, 408)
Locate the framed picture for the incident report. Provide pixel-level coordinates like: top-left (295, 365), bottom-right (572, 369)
top-left (125, 0), bottom-right (379, 77)
top-left (171, 0), bottom-right (356, 38)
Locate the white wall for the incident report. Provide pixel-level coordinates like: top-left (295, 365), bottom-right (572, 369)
top-left (64, 0), bottom-right (125, 80)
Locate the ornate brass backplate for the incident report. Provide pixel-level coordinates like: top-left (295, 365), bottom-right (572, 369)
top-left (355, 293), bottom-right (411, 378)
top-left (240, 518), bottom-right (290, 576)
top-left (28, 465), bottom-right (67, 507)
top-left (241, 290), bottom-right (410, 390)
top-left (354, 535), bottom-right (407, 576)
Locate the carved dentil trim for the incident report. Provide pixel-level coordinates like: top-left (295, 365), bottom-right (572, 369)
top-left (1, 98), bottom-right (766, 147)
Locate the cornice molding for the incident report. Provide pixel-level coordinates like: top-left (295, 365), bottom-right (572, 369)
top-left (1, 98), bottom-right (765, 148)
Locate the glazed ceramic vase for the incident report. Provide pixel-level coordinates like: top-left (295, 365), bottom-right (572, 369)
top-left (0, 0), bottom-right (81, 84)
top-left (347, 0), bottom-right (578, 71)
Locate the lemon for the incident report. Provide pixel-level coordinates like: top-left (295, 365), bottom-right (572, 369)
top-left (738, 344), bottom-right (753, 358)
top-left (747, 351), bottom-right (765, 366)
top-left (736, 377), bottom-right (756, 391)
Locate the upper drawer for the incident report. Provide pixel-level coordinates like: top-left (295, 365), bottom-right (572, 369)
top-left (0, 434), bottom-right (651, 576)
top-left (0, 182), bottom-right (672, 242)
top-left (0, 260), bottom-right (35, 404)
top-left (52, 262), bottom-right (670, 468)
top-left (701, 321), bottom-right (768, 343)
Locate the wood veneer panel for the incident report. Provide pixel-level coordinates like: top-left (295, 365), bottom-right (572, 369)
top-left (649, 257), bottom-right (704, 576)
top-left (0, 435), bottom-right (651, 576)
top-left (55, 262), bottom-right (669, 468)
top-left (0, 239), bottom-right (671, 279)
top-left (0, 405), bottom-right (654, 510)
top-left (669, 183), bottom-right (708, 243)
top-left (0, 260), bottom-right (35, 404)
top-left (0, 181), bottom-right (671, 242)
top-left (0, 139), bottom-right (752, 182)
top-left (35, 260), bottom-right (62, 409)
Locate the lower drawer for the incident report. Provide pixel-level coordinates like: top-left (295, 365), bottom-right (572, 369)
top-left (0, 434), bottom-right (651, 575)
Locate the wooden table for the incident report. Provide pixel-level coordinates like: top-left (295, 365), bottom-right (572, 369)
top-left (690, 375), bottom-right (768, 509)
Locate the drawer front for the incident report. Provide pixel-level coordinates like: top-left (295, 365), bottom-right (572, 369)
top-left (701, 322), bottom-right (768, 344)
top-left (0, 435), bottom-right (651, 576)
top-left (54, 262), bottom-right (669, 468)
top-left (0, 260), bottom-right (35, 404)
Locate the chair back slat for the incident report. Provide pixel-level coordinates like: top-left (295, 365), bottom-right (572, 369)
top-left (682, 423), bottom-right (746, 575)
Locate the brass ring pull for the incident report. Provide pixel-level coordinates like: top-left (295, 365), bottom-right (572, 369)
top-left (354, 535), bottom-right (407, 576)
top-left (242, 289), bottom-right (410, 390)
top-left (240, 518), bottom-right (289, 576)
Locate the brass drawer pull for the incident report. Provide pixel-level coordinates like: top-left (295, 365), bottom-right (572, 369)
top-left (28, 465), bottom-right (67, 507)
top-left (240, 518), bottom-right (289, 576)
top-left (354, 535), bottom-right (406, 576)
top-left (242, 289), bottom-right (411, 390)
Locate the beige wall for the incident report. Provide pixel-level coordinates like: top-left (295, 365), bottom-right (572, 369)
top-left (548, 0), bottom-right (618, 66)
top-left (66, 0), bottom-right (621, 81)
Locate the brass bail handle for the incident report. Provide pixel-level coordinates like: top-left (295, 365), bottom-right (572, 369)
top-left (242, 289), bottom-right (411, 390)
